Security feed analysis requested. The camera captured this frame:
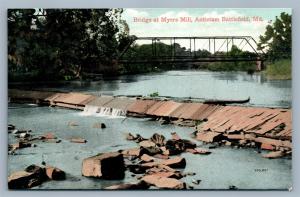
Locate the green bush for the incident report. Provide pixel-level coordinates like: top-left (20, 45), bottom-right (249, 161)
top-left (265, 59), bottom-right (291, 80)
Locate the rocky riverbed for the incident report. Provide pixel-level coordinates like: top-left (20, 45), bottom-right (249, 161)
top-left (7, 105), bottom-right (292, 190)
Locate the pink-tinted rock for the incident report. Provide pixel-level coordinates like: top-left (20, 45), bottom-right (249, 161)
top-left (262, 151), bottom-right (284, 159)
top-left (261, 143), bottom-right (275, 150)
top-left (142, 175), bottom-right (186, 189)
top-left (70, 137), bottom-right (87, 143)
top-left (82, 152), bottom-right (125, 179)
top-left (45, 166), bottom-right (66, 180)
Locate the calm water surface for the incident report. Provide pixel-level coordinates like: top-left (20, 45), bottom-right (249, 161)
top-left (9, 70), bottom-right (292, 108)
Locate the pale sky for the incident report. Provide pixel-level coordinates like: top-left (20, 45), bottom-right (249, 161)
top-left (122, 8), bottom-right (291, 52)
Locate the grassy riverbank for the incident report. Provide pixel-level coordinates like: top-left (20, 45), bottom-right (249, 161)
top-left (264, 59), bottom-right (291, 80)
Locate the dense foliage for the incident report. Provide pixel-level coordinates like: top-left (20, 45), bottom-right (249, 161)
top-left (8, 9), bottom-right (130, 81)
top-left (258, 12), bottom-right (291, 61)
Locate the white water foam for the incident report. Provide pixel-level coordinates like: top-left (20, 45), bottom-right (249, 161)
top-left (80, 105), bottom-right (126, 118)
top-left (80, 105), bottom-right (99, 116)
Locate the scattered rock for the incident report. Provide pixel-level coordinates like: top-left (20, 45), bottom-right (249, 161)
top-left (150, 133), bottom-right (165, 147)
top-left (8, 171), bottom-right (42, 189)
top-left (196, 131), bottom-right (223, 143)
top-left (142, 175), bottom-right (186, 189)
top-left (93, 122), bottom-right (106, 129)
top-left (45, 166), bottom-right (66, 180)
top-left (153, 154), bottom-right (169, 160)
top-left (208, 144), bottom-right (218, 149)
top-left (125, 133), bottom-right (136, 141)
top-left (229, 185), bottom-right (238, 190)
top-left (165, 139), bottom-right (196, 155)
top-left (186, 148), bottom-right (211, 155)
top-left (262, 151), bottom-right (284, 159)
top-left (183, 172), bottom-right (196, 177)
top-left (146, 171), bottom-right (182, 179)
top-left (225, 141), bottom-right (232, 146)
top-left (142, 156), bottom-right (186, 169)
top-left (45, 139), bottom-right (61, 143)
top-left (127, 164), bottom-right (147, 174)
top-left (192, 179), bottom-right (201, 185)
top-left (70, 137), bottom-right (87, 143)
top-left (8, 164), bottom-right (65, 189)
top-left (82, 152), bottom-right (125, 179)
top-left (239, 139), bottom-right (247, 145)
top-left (161, 157), bottom-right (186, 168)
top-left (140, 154), bottom-right (155, 163)
top-left (122, 148), bottom-right (141, 157)
top-left (261, 143), bottom-right (275, 151)
top-left (105, 181), bottom-right (149, 190)
top-left (135, 134), bottom-right (146, 143)
top-left (139, 140), bottom-right (156, 148)
top-left (42, 132), bottom-right (57, 140)
top-left (9, 142), bottom-right (32, 151)
top-left (8, 124), bottom-right (15, 130)
top-left (140, 146), bottom-right (162, 156)
top-left (16, 132), bottom-right (31, 138)
top-left (68, 121), bottom-right (79, 126)
top-left (160, 146), bottom-right (170, 155)
top-left (100, 123), bottom-right (106, 128)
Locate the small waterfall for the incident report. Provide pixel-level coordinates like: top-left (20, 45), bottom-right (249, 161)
top-left (98, 107), bottom-right (112, 116)
top-left (97, 107), bottom-right (126, 117)
top-left (111, 108), bottom-right (126, 117)
top-left (81, 105), bottom-right (99, 116)
top-left (80, 106), bottom-right (126, 117)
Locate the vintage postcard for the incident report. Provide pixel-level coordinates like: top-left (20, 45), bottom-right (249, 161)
top-left (8, 8), bottom-right (292, 190)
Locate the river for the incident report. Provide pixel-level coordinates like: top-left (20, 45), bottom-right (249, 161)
top-left (9, 70), bottom-right (291, 108)
top-left (8, 70), bottom-right (292, 190)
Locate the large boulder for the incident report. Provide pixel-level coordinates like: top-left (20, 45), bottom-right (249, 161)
top-left (82, 152), bottom-right (125, 179)
top-left (8, 171), bottom-right (41, 189)
top-left (8, 165), bottom-right (47, 189)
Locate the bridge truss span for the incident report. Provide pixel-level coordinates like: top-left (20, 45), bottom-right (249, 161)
top-left (118, 36), bottom-right (265, 67)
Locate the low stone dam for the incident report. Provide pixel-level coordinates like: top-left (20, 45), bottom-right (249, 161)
top-left (8, 89), bottom-right (292, 154)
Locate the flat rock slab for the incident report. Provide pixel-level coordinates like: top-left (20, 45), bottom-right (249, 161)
top-left (196, 132), bottom-right (223, 143)
top-left (142, 175), bottom-right (186, 189)
top-left (142, 156), bottom-right (186, 169)
top-left (262, 151), bottom-right (285, 159)
top-left (70, 137), bottom-right (87, 143)
top-left (8, 171), bottom-right (38, 189)
top-left (82, 152), bottom-right (125, 179)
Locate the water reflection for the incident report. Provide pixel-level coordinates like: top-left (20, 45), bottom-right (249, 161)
top-left (8, 70), bottom-right (291, 108)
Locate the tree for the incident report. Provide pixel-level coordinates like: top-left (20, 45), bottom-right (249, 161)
top-left (8, 9), bottom-right (131, 81)
top-left (258, 12), bottom-right (291, 60)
